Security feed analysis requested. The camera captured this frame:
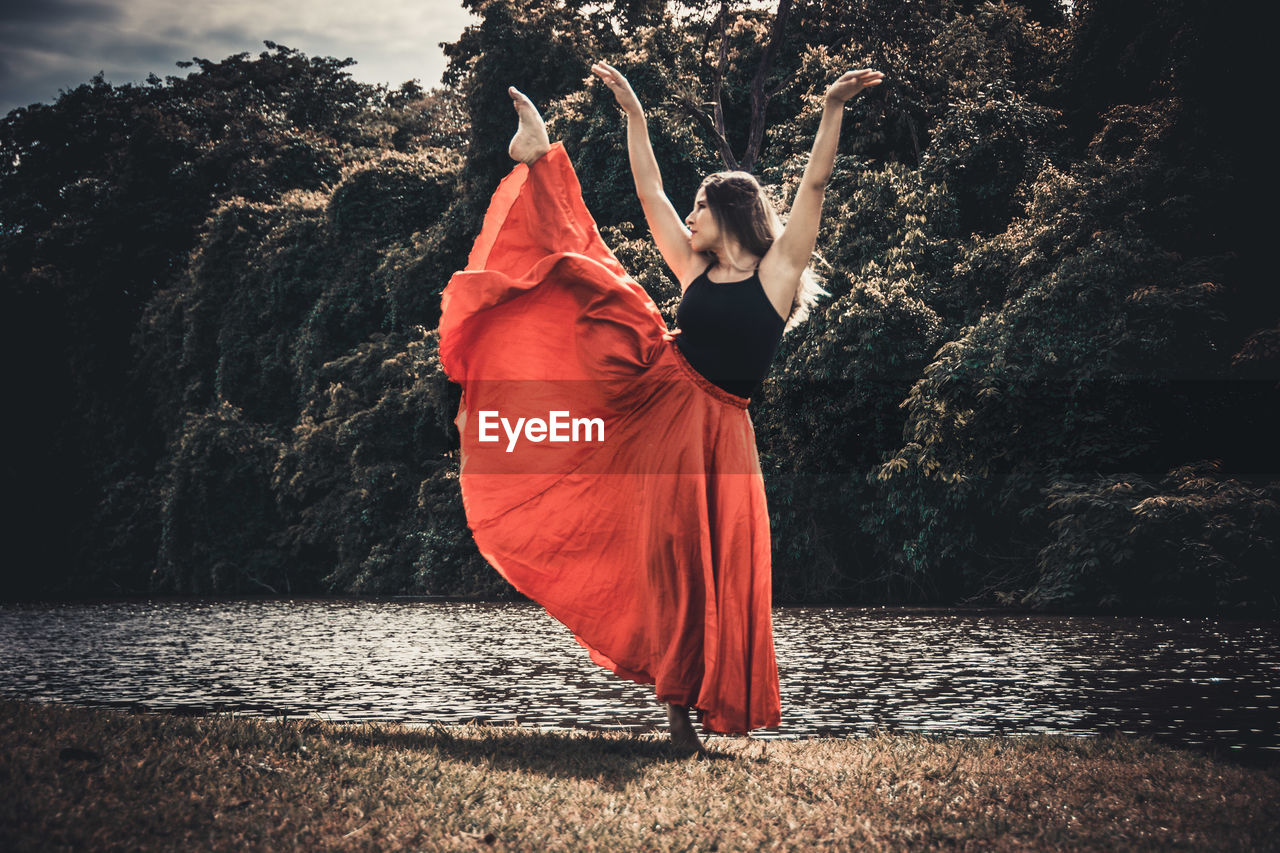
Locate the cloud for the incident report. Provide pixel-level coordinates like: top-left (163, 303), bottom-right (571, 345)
top-left (0, 0), bottom-right (478, 115)
top-left (0, 0), bottom-right (119, 25)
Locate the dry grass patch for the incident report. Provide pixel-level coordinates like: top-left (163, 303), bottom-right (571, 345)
top-left (1, 699), bottom-right (1277, 850)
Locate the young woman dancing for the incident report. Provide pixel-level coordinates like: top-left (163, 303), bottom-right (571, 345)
top-left (439, 61), bottom-right (882, 753)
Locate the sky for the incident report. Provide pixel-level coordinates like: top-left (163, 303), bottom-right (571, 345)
top-left (0, 0), bottom-right (480, 116)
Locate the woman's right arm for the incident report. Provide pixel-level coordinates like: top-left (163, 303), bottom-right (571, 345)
top-left (591, 61), bottom-right (700, 288)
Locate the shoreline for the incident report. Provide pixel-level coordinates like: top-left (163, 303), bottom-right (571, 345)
top-left (5, 595), bottom-right (1275, 620)
top-left (3, 699), bottom-right (1277, 850)
top-left (11, 697), bottom-right (1278, 772)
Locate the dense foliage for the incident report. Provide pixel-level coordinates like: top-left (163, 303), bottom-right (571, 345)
top-left (1, 1), bottom-right (1272, 612)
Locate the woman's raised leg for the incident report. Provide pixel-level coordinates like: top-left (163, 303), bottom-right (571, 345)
top-left (508, 86), bottom-right (551, 165)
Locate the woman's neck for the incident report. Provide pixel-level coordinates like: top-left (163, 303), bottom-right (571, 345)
top-left (710, 245), bottom-right (760, 275)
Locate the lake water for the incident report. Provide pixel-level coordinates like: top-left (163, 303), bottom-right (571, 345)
top-left (1, 600), bottom-right (1276, 767)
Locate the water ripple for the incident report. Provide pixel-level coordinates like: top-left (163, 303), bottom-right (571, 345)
top-left (0, 601), bottom-right (1275, 765)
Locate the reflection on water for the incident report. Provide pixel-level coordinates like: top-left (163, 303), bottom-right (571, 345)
top-left (0, 600), bottom-right (1276, 765)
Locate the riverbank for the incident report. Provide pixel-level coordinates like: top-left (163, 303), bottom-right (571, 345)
top-left (2, 700), bottom-right (1276, 851)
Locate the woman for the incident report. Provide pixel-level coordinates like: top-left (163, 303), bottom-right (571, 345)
top-left (438, 61), bottom-right (882, 753)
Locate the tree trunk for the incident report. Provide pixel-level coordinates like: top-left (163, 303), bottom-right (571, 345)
top-left (679, 0), bottom-right (794, 173)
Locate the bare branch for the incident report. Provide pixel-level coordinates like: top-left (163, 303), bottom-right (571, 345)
top-left (765, 78), bottom-right (789, 99)
top-left (740, 0), bottom-right (793, 172)
top-left (711, 0), bottom-right (730, 146)
top-left (698, 4), bottom-right (725, 81)
top-left (675, 94), bottom-right (740, 170)
top-left (686, 0), bottom-right (795, 172)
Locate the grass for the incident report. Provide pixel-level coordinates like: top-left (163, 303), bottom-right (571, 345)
top-left (2, 699), bottom-right (1277, 851)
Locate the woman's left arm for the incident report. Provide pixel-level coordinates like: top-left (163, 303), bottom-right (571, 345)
top-left (766, 70), bottom-right (883, 282)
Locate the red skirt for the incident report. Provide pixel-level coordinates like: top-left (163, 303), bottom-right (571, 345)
top-left (438, 142), bottom-right (780, 733)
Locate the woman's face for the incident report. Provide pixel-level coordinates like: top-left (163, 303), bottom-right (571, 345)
top-left (685, 187), bottom-right (720, 254)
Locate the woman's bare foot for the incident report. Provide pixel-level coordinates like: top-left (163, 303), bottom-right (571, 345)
top-left (507, 86), bottom-right (550, 164)
top-left (666, 703), bottom-right (707, 755)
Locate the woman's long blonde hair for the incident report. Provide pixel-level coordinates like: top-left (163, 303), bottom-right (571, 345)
top-left (697, 171), bottom-right (828, 334)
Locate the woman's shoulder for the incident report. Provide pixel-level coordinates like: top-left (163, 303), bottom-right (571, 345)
top-left (678, 261), bottom-right (715, 294)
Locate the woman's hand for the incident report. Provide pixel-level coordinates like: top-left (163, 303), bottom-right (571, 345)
top-left (591, 61), bottom-right (643, 116)
top-left (824, 69), bottom-right (884, 105)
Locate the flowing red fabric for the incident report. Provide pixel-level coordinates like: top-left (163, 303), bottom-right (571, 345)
top-left (438, 142), bottom-right (781, 733)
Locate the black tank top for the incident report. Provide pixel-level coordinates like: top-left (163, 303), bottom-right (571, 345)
top-left (673, 264), bottom-right (787, 400)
